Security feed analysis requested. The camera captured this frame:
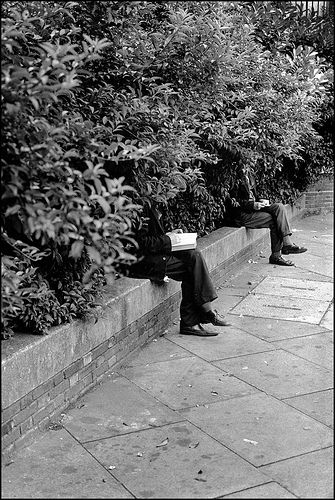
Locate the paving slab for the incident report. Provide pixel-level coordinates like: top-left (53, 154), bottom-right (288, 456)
top-left (214, 350), bottom-right (333, 399)
top-left (292, 226), bottom-right (333, 240)
top-left (296, 211), bottom-right (332, 223)
top-left (221, 267), bottom-right (290, 289)
top-left (268, 266), bottom-right (333, 281)
top-left (274, 332), bottom-right (333, 370)
top-left (61, 374), bottom-right (183, 442)
top-left (320, 303), bottom-right (333, 330)
top-left (120, 337), bottom-right (193, 368)
top-left (292, 219), bottom-right (332, 231)
top-left (251, 277), bottom-right (333, 301)
top-left (300, 232), bottom-right (333, 243)
top-left (219, 482), bottom-right (297, 498)
top-left (179, 393), bottom-right (334, 466)
top-left (260, 447), bottom-right (334, 499)
top-left (165, 324), bottom-right (275, 361)
top-left (214, 293), bottom-right (246, 314)
top-left (283, 389), bottom-right (333, 428)
top-left (297, 234), bottom-right (334, 247)
top-left (119, 356), bottom-right (259, 410)
top-left (84, 421), bottom-right (269, 499)
top-left (294, 253), bottom-right (333, 278)
top-left (295, 212), bottom-right (333, 232)
top-left (216, 285), bottom-right (254, 296)
top-left (1, 429), bottom-right (133, 499)
top-left (230, 293), bottom-right (329, 323)
top-left (292, 236), bottom-right (333, 257)
top-left (223, 314), bottom-right (329, 341)
top-left (230, 261), bottom-right (333, 283)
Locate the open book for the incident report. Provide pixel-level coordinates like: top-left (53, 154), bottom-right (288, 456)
top-left (171, 232), bottom-right (198, 252)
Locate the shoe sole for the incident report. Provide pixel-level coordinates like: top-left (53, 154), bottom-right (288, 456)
top-left (269, 260), bottom-right (295, 266)
top-left (282, 248), bottom-right (307, 255)
top-left (179, 330), bottom-right (218, 336)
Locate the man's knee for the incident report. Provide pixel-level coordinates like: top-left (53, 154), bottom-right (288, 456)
top-left (183, 249), bottom-right (206, 268)
top-left (188, 249), bottom-right (202, 261)
top-left (269, 202), bottom-right (287, 219)
top-left (272, 202), bottom-right (286, 212)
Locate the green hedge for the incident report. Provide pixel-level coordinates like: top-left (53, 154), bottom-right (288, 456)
top-left (1, 1), bottom-right (333, 338)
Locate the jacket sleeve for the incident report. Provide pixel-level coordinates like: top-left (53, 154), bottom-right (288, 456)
top-left (134, 208), bottom-right (172, 255)
top-left (138, 232), bottom-right (172, 255)
top-left (238, 199), bottom-right (256, 213)
top-left (230, 181), bottom-right (255, 213)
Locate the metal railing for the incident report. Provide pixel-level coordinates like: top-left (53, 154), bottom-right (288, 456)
top-left (290, 1), bottom-right (333, 16)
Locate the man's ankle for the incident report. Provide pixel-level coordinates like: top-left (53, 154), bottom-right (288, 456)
top-left (282, 237), bottom-right (293, 246)
top-left (200, 302), bottom-right (212, 313)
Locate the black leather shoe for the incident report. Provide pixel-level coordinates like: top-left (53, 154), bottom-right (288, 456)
top-left (179, 323), bottom-right (219, 336)
top-left (282, 244), bottom-right (307, 255)
top-left (200, 310), bottom-right (231, 327)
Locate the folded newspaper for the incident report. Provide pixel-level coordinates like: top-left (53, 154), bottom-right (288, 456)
top-left (171, 232), bottom-right (198, 251)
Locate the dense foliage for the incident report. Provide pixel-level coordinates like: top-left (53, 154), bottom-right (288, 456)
top-left (239, 0), bottom-right (334, 200)
top-left (1, 1), bottom-right (333, 338)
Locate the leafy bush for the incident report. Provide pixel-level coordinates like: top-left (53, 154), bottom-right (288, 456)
top-left (2, 1), bottom-right (333, 338)
top-left (1, 1), bottom-right (142, 336)
top-left (240, 0), bottom-right (334, 203)
top-left (158, 1), bottom-right (333, 230)
top-left (244, 0), bottom-right (334, 63)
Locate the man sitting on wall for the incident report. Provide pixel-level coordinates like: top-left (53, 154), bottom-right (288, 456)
top-left (129, 202), bottom-right (231, 336)
top-left (227, 167), bottom-right (307, 266)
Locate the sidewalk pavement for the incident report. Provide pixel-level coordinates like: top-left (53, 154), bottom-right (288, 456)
top-left (2, 211), bottom-right (333, 499)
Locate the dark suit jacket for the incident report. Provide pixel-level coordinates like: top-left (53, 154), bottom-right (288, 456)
top-left (129, 206), bottom-right (172, 280)
top-left (229, 171), bottom-right (260, 218)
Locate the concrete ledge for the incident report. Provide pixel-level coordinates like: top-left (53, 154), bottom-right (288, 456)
top-left (1, 201), bottom-right (304, 457)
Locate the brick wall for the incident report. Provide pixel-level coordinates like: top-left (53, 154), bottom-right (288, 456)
top-left (304, 175), bottom-right (334, 211)
top-left (305, 190), bottom-right (333, 211)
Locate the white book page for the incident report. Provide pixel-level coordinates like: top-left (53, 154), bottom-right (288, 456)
top-left (171, 232), bottom-right (197, 251)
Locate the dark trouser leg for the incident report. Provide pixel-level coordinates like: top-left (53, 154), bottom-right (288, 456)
top-left (261, 203), bottom-right (292, 238)
top-left (165, 249), bottom-right (217, 326)
top-left (235, 203), bottom-right (291, 254)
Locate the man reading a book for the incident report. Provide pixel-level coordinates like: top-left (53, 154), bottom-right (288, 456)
top-left (129, 204), bottom-right (231, 336)
top-left (227, 167), bottom-right (307, 266)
